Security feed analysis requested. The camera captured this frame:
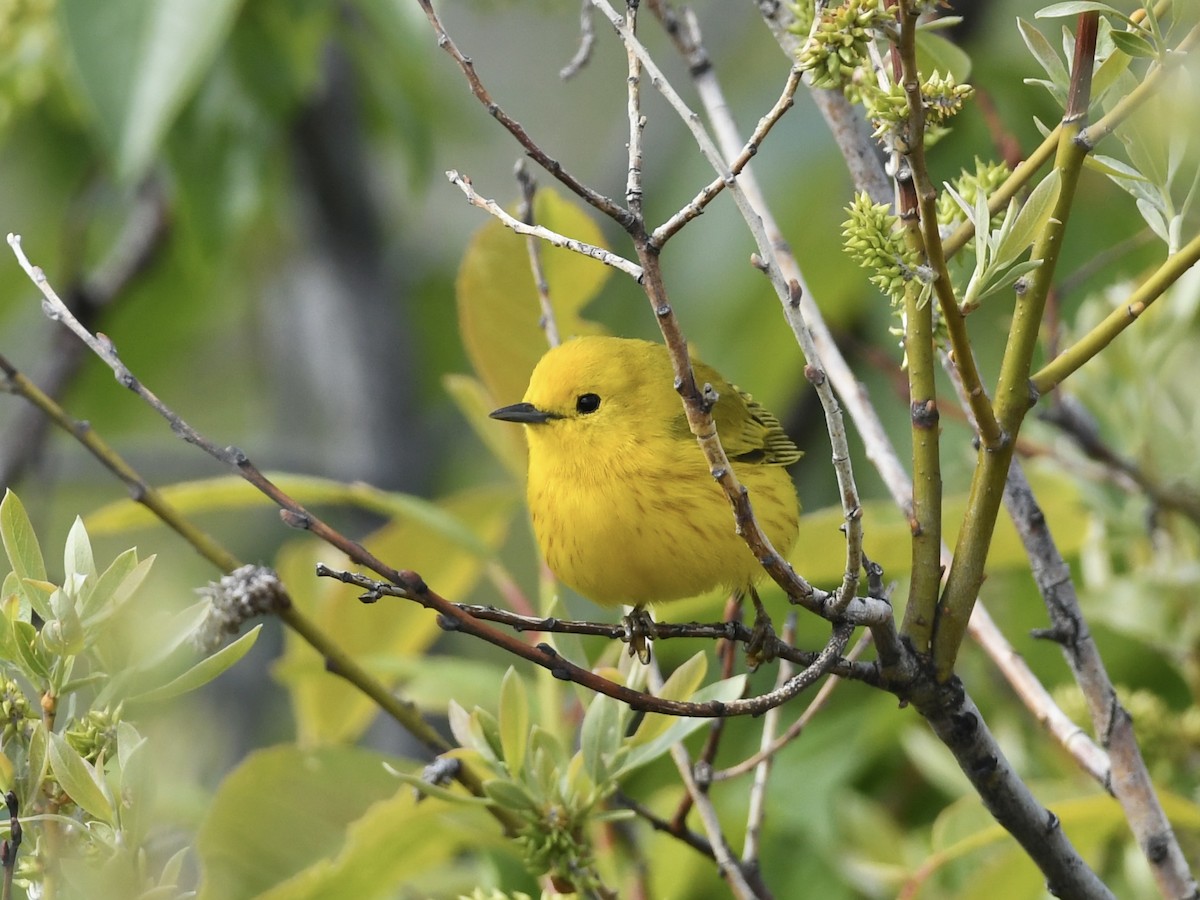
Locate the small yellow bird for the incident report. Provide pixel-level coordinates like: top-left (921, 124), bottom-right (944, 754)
top-left (490, 336), bottom-right (801, 639)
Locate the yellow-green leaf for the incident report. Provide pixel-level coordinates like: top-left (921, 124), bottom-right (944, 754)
top-left (457, 187), bottom-right (610, 408)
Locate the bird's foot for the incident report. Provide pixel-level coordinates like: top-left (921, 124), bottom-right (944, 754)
top-left (745, 589), bottom-right (778, 670)
top-left (622, 607), bottom-right (656, 664)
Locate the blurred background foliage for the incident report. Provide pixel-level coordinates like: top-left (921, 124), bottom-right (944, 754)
top-left (0, 0), bottom-right (1199, 897)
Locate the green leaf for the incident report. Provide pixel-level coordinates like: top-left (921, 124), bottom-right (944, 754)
top-left (129, 625), bottom-right (261, 704)
top-left (994, 169), bottom-right (1062, 266)
top-left (12, 620), bottom-right (50, 681)
top-left (443, 373), bottom-right (527, 481)
top-left (616, 675), bottom-right (748, 778)
top-left (1017, 19), bottom-right (1068, 97)
top-left (481, 778), bottom-right (539, 813)
top-left (59, 0), bottom-right (246, 180)
top-left (497, 667), bottom-right (530, 778)
top-left (0, 490), bottom-right (50, 620)
top-left (48, 731), bottom-right (114, 824)
top-left (387, 769), bottom-right (492, 807)
top-left (457, 187), bottom-right (611, 408)
top-left (62, 516), bottom-right (95, 589)
top-left (83, 547), bottom-right (138, 618)
top-left (198, 745), bottom-right (463, 900)
top-left (1108, 29), bottom-right (1157, 58)
top-left (579, 692), bottom-right (628, 786)
top-left (84, 554), bottom-right (156, 630)
top-left (86, 474), bottom-right (493, 559)
top-left (630, 652), bottom-right (708, 748)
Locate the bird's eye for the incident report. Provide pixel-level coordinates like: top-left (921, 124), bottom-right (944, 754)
top-left (576, 393), bottom-right (601, 414)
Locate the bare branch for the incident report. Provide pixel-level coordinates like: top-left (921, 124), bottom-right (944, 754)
top-left (445, 171), bottom-right (645, 280)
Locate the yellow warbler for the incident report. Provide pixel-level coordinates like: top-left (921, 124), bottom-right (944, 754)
top-left (490, 336), bottom-right (801, 611)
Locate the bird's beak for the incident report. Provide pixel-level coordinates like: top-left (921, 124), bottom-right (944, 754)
top-left (489, 402), bottom-right (557, 424)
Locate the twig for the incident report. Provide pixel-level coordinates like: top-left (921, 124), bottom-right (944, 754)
top-left (648, 665), bottom-right (766, 900)
top-left (614, 792), bottom-right (716, 861)
top-left (741, 612), bottom-right (796, 865)
top-left (417, 0), bottom-right (634, 228)
top-left (0, 181), bottom-right (169, 489)
top-left (895, 0), bottom-right (1001, 449)
top-left (714, 630), bottom-right (874, 782)
top-left (560, 0), bottom-right (597, 80)
top-left (1030, 229), bottom-right (1200, 396)
top-left (514, 161), bottom-right (560, 347)
top-left (457, 599), bottom-right (882, 682)
top-left (328, 564), bottom-right (861, 717)
top-left (752, 0), bottom-right (891, 204)
top-left (444, 171), bottom-right (644, 280)
top-left (650, 64), bottom-right (802, 247)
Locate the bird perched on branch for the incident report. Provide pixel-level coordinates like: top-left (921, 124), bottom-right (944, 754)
top-left (490, 335), bottom-right (801, 661)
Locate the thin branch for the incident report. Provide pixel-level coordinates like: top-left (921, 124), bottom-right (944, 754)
top-left (623, 0), bottom-right (645, 221)
top-left (741, 612), bottom-right (796, 865)
top-left (648, 665), bottom-right (766, 900)
top-left (651, 64), bottom-right (802, 248)
top-left (560, 0), bottom-right (597, 81)
top-left (514, 161), bottom-right (560, 347)
top-left (458, 600), bottom-right (882, 682)
top-left (444, 171), bottom-right (645, 280)
top-left (417, 0), bottom-right (634, 228)
top-left (1030, 229), bottom-right (1200, 396)
top-left (752, 0), bottom-right (891, 204)
top-left (714, 630), bottom-right (873, 782)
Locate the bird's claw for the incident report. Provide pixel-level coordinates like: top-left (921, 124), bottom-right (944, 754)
top-left (745, 592), bottom-right (777, 670)
top-left (622, 608), bottom-right (656, 664)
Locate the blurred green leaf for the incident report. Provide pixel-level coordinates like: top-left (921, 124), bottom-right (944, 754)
top-left (498, 667), bottom-right (530, 779)
top-left (129, 624), bottom-right (261, 704)
top-left (85, 474), bottom-right (495, 559)
top-left (59, 0), bottom-right (245, 180)
top-left (915, 31), bottom-right (972, 83)
top-left (198, 745), bottom-right (468, 900)
top-left (444, 373), bottom-right (528, 482)
top-left (629, 651), bottom-right (708, 748)
top-left (0, 490), bottom-right (49, 620)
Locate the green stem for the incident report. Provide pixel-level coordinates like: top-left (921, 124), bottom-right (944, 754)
top-left (895, 0), bottom-right (1001, 451)
top-left (932, 14), bottom-right (1099, 679)
top-left (1032, 229), bottom-right (1200, 394)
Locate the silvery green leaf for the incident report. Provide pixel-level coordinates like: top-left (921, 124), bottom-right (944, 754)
top-left (1137, 198), bottom-right (1170, 243)
top-left (995, 169), bottom-right (1061, 267)
top-left (1036, 1), bottom-right (1127, 20)
top-left (1017, 18), bottom-right (1068, 90)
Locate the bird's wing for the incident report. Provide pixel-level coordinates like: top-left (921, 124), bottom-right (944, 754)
top-left (692, 361), bottom-right (802, 467)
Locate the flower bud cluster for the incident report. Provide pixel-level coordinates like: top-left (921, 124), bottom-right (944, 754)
top-left (796, 0), bottom-right (890, 90)
top-left (1, 678), bottom-right (34, 746)
top-left (937, 158), bottom-right (1011, 228)
top-left (65, 706), bottom-right (121, 764)
top-left (842, 192), bottom-right (919, 302)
